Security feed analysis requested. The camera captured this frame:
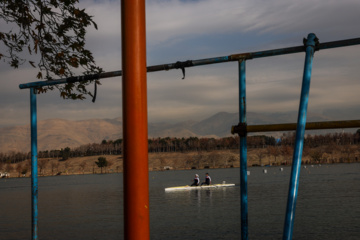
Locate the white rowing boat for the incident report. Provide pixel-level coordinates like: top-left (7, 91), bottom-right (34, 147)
top-left (165, 183), bottom-right (235, 192)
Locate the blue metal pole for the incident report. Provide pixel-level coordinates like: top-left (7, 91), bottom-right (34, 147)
top-left (30, 88), bottom-right (38, 240)
top-left (283, 33), bottom-right (317, 240)
top-left (239, 60), bottom-right (248, 240)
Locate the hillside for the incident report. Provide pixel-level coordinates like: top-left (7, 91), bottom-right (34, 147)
top-left (0, 111), bottom-right (340, 153)
top-left (2, 144), bottom-right (358, 179)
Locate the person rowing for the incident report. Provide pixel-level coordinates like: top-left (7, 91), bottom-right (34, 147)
top-left (191, 174), bottom-right (200, 186)
top-left (201, 173), bottom-right (211, 186)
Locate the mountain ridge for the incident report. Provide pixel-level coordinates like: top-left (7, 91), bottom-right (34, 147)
top-left (0, 111), bottom-right (341, 153)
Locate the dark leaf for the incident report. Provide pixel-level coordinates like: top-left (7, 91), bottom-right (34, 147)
top-left (37, 72), bottom-right (42, 79)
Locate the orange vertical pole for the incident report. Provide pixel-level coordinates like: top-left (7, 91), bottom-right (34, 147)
top-left (121, 1), bottom-right (150, 240)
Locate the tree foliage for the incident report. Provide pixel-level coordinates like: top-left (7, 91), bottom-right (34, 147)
top-left (62, 147), bottom-right (71, 160)
top-left (2, 131), bottom-right (360, 165)
top-left (95, 156), bottom-right (107, 174)
top-left (0, 0), bottom-right (102, 99)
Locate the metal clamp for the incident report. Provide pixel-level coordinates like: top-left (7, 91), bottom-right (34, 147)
top-left (303, 35), bottom-right (320, 51)
top-left (174, 60), bottom-right (193, 79)
top-left (231, 122), bottom-right (247, 137)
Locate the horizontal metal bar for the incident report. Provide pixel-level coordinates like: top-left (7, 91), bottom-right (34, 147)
top-left (318, 38), bottom-right (360, 50)
top-left (19, 37), bottom-right (360, 89)
top-left (230, 46), bottom-right (305, 60)
top-left (231, 37), bottom-right (360, 60)
top-left (192, 56), bottom-right (230, 66)
top-left (232, 120), bottom-right (360, 134)
top-left (19, 71), bottom-right (123, 89)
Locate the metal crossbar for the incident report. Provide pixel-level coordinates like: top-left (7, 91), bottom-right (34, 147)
top-left (232, 120), bottom-right (360, 135)
top-left (19, 37), bottom-right (360, 89)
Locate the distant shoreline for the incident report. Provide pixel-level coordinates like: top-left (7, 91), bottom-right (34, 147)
top-left (1, 148), bottom-right (358, 179)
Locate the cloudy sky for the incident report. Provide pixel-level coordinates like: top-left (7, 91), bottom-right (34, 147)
top-left (1, 0), bottom-right (360, 128)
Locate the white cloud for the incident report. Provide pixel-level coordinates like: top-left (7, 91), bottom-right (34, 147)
top-left (146, 0), bottom-right (360, 47)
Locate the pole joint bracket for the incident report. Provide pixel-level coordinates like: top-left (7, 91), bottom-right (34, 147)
top-left (231, 122), bottom-right (247, 137)
top-left (174, 60), bottom-right (193, 79)
top-left (229, 53), bottom-right (252, 61)
top-left (303, 33), bottom-right (320, 51)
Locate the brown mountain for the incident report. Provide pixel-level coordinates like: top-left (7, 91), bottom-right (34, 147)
top-left (0, 118), bottom-right (123, 153)
top-left (0, 111), bottom-right (334, 153)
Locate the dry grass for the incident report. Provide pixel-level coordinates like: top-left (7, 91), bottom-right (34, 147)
top-left (2, 147), bottom-right (359, 178)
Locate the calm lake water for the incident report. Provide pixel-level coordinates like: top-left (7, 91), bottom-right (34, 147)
top-left (0, 163), bottom-right (359, 239)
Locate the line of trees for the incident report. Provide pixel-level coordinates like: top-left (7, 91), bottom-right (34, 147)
top-left (1, 131), bottom-right (360, 164)
top-left (0, 135), bottom-right (272, 163)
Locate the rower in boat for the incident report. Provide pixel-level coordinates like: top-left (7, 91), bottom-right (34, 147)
top-left (201, 173), bottom-right (211, 186)
top-left (191, 174), bottom-right (200, 186)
